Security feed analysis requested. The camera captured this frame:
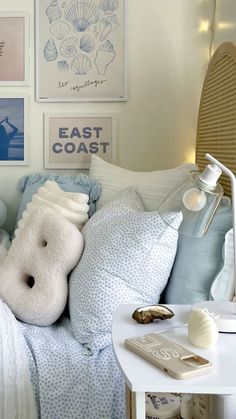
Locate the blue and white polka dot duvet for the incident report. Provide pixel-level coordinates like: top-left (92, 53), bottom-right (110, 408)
top-left (20, 316), bottom-right (126, 419)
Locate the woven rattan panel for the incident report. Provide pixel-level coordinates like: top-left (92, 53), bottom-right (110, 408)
top-left (196, 42), bottom-right (236, 197)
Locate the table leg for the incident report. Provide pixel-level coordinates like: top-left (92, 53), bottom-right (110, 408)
top-left (125, 385), bottom-right (132, 419)
top-left (211, 394), bottom-right (236, 419)
top-left (132, 391), bottom-right (145, 419)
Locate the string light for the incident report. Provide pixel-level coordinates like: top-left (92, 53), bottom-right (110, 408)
top-left (199, 20), bottom-right (210, 33)
top-left (209, 0), bottom-right (216, 58)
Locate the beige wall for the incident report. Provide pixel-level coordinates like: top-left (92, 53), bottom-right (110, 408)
top-left (0, 0), bottom-right (232, 232)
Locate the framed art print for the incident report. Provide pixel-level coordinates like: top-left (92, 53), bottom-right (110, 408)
top-left (44, 113), bottom-right (117, 168)
top-left (0, 13), bottom-right (29, 85)
top-left (0, 95), bottom-right (29, 165)
top-left (36, 0), bottom-right (127, 102)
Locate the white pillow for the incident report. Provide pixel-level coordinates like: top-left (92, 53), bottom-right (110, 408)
top-left (69, 188), bottom-right (182, 353)
top-left (89, 155), bottom-right (198, 210)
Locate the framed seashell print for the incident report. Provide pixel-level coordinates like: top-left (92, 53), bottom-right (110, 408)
top-left (35, 0), bottom-right (127, 102)
top-left (44, 112), bottom-right (117, 168)
top-left (0, 13), bottom-right (29, 85)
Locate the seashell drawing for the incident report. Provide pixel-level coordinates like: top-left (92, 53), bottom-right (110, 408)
top-left (94, 40), bottom-right (116, 75)
top-left (60, 37), bottom-right (78, 58)
top-left (80, 34), bottom-right (95, 53)
top-left (46, 0), bottom-right (62, 24)
top-left (64, 0), bottom-right (99, 32)
top-left (99, 15), bottom-right (118, 41)
top-left (70, 54), bottom-right (92, 75)
top-left (99, 0), bottom-right (119, 14)
top-left (44, 38), bottom-right (58, 62)
top-left (50, 20), bottom-right (71, 40)
top-left (93, 25), bottom-right (99, 38)
top-left (57, 60), bottom-right (69, 71)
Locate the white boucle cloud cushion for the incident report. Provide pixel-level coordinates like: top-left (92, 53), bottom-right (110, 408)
top-left (0, 206), bottom-right (84, 326)
top-left (15, 180), bottom-right (89, 235)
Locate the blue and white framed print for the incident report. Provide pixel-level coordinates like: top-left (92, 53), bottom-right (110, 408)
top-left (35, 0), bottom-right (127, 102)
top-left (0, 95), bottom-right (29, 165)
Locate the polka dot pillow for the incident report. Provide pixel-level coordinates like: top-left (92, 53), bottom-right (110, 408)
top-left (69, 188), bottom-right (182, 354)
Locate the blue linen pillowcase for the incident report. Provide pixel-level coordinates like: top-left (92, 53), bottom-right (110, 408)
top-left (209, 228), bottom-right (234, 301)
top-left (69, 187), bottom-right (182, 354)
top-left (164, 202), bottom-right (232, 304)
top-left (15, 173), bottom-right (101, 228)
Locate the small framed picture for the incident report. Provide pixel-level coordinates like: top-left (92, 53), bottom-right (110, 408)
top-left (35, 0), bottom-right (127, 101)
top-left (0, 12), bottom-right (29, 85)
top-left (44, 113), bottom-right (117, 169)
top-left (0, 95), bottom-right (29, 165)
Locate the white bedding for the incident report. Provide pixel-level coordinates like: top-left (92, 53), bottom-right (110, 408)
top-left (0, 299), bottom-right (36, 419)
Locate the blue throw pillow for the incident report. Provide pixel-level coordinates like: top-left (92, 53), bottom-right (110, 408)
top-left (69, 188), bottom-right (182, 354)
top-left (15, 173), bottom-right (101, 228)
top-left (164, 202), bottom-right (232, 304)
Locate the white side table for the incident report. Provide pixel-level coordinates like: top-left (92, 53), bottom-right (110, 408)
top-left (112, 304), bottom-right (236, 419)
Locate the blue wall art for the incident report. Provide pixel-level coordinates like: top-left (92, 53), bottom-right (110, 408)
top-left (44, 112), bottom-right (117, 168)
top-left (36, 0), bottom-right (127, 102)
top-left (0, 96), bottom-right (28, 165)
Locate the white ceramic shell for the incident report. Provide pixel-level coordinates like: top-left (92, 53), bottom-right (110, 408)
top-left (188, 309), bottom-right (219, 349)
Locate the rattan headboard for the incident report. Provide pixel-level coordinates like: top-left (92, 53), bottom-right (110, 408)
top-left (196, 42), bottom-right (236, 197)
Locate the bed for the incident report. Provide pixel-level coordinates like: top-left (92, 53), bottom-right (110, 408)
top-left (0, 41), bottom-right (236, 419)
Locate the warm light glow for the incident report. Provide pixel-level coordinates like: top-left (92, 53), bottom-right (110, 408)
top-left (217, 21), bottom-right (235, 30)
top-left (183, 188), bottom-right (207, 211)
top-left (185, 147), bottom-right (195, 164)
top-left (198, 20), bottom-right (210, 32)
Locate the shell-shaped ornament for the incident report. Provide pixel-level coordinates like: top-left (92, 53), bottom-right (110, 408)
top-left (64, 0), bottom-right (99, 32)
top-left (188, 309), bottom-right (219, 349)
top-left (99, 0), bottom-right (119, 14)
top-left (70, 54), bottom-right (92, 75)
top-left (50, 21), bottom-right (71, 40)
top-left (60, 37), bottom-right (78, 58)
top-left (80, 34), bottom-right (95, 53)
top-left (46, 0), bottom-right (62, 24)
top-left (44, 38), bottom-right (58, 62)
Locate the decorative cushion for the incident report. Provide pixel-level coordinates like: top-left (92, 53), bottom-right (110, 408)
top-left (209, 228), bottom-right (234, 301)
top-left (16, 180), bottom-right (89, 234)
top-left (164, 202), bottom-right (232, 304)
top-left (15, 173), bottom-right (101, 228)
top-left (89, 154), bottom-right (198, 210)
top-left (0, 207), bottom-right (84, 326)
top-left (69, 188), bottom-right (182, 354)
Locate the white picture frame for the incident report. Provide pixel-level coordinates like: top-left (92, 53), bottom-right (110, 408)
top-left (0, 12), bottom-right (30, 85)
top-left (35, 0), bottom-right (127, 102)
top-left (0, 95), bottom-right (29, 166)
top-left (44, 113), bottom-right (117, 169)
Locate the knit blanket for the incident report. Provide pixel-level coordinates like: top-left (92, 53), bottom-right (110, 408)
top-left (0, 299), bottom-right (36, 419)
